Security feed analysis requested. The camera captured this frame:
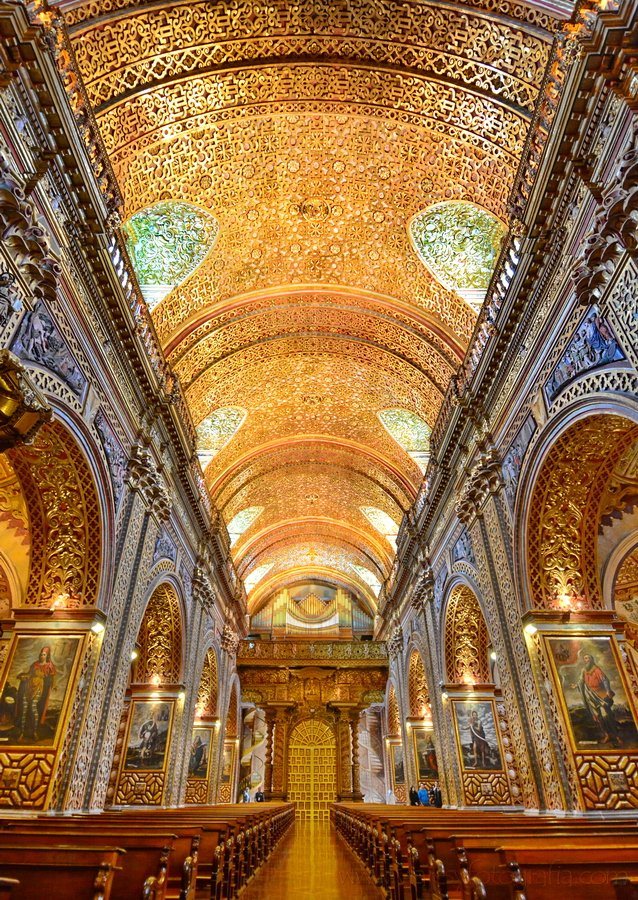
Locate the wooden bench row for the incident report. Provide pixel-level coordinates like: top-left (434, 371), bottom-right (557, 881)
top-left (331, 802), bottom-right (638, 900)
top-left (0, 801), bottom-right (294, 900)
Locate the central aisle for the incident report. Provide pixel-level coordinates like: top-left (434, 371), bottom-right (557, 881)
top-left (241, 819), bottom-right (381, 899)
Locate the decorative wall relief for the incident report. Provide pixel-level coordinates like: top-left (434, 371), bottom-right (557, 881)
top-left (452, 529), bottom-right (475, 565)
top-left (502, 413), bottom-right (536, 510)
top-left (544, 307), bottom-right (625, 405)
top-left (11, 302), bottom-right (86, 398)
top-left (93, 410), bottom-right (127, 509)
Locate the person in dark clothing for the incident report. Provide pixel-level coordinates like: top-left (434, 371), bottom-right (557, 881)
top-left (255, 790), bottom-right (265, 802)
top-left (409, 785), bottom-right (420, 806)
top-left (431, 781), bottom-right (443, 808)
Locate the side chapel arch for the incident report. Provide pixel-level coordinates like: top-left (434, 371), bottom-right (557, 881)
top-left (524, 409), bottom-right (638, 611)
top-left (444, 583), bottom-right (490, 685)
top-left (186, 644), bottom-right (220, 803)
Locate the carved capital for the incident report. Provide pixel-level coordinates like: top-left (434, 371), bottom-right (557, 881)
top-left (220, 623), bottom-right (239, 656)
top-left (126, 446), bottom-right (171, 520)
top-left (192, 566), bottom-right (217, 613)
top-left (0, 349), bottom-right (52, 451)
top-left (388, 624), bottom-right (404, 660)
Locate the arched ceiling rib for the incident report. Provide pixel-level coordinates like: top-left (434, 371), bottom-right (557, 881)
top-left (64, 0), bottom-right (560, 624)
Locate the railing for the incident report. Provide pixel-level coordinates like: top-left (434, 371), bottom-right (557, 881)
top-left (237, 640), bottom-right (388, 661)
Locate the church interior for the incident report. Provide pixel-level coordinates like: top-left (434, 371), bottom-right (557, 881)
top-left (0, 0), bottom-right (638, 895)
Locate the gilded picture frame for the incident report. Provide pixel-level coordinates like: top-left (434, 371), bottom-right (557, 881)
top-left (390, 741), bottom-right (405, 787)
top-left (188, 726), bottom-right (212, 780)
top-left (544, 633), bottom-right (638, 753)
top-left (220, 740), bottom-right (236, 785)
top-left (123, 699), bottom-right (174, 771)
top-left (412, 727), bottom-right (438, 780)
top-left (0, 634), bottom-right (83, 748)
top-left (451, 698), bottom-right (503, 772)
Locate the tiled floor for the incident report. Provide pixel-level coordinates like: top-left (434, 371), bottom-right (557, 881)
top-left (241, 820), bottom-right (382, 898)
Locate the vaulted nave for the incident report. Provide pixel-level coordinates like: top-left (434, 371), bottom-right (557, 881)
top-left (0, 0), bottom-right (638, 896)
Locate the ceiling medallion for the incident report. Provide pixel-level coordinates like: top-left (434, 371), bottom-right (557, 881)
top-left (299, 198), bottom-right (331, 222)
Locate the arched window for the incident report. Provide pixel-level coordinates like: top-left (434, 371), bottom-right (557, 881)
top-left (123, 201), bottom-right (219, 310)
top-left (378, 408), bottom-right (431, 472)
top-left (409, 201), bottom-right (506, 310)
top-left (196, 407), bottom-right (246, 468)
top-left (360, 507), bottom-right (399, 549)
top-left (226, 506), bottom-right (264, 547)
top-left (244, 563), bottom-right (274, 593)
top-left (351, 563), bottom-right (382, 597)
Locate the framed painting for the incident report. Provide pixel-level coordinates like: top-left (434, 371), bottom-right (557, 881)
top-left (452, 699), bottom-right (503, 771)
top-left (413, 727), bottom-right (438, 780)
top-left (545, 635), bottom-right (638, 752)
top-left (188, 727), bottom-right (211, 779)
top-left (390, 741), bottom-right (405, 787)
top-left (0, 634), bottom-right (83, 748)
top-left (124, 699), bottom-right (173, 771)
top-left (220, 741), bottom-right (236, 784)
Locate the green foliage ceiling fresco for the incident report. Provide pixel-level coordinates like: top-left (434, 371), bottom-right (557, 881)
top-left (378, 408), bottom-right (431, 472)
top-left (227, 506), bottom-right (264, 547)
top-left (409, 202), bottom-right (506, 300)
top-left (123, 201), bottom-right (219, 310)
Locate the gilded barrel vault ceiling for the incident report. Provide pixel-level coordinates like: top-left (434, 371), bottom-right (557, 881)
top-left (63, 0), bottom-right (561, 622)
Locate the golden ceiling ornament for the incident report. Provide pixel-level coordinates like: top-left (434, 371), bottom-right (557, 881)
top-left (60, 0), bottom-right (557, 610)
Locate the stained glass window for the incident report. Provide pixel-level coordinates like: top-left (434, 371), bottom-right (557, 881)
top-left (244, 564), bottom-right (274, 592)
top-left (196, 407), bottom-right (246, 469)
top-left (122, 201), bottom-right (219, 310)
top-left (409, 202), bottom-right (506, 309)
top-left (227, 507), bottom-right (263, 547)
top-left (378, 408), bottom-right (430, 472)
top-left (360, 507), bottom-right (399, 549)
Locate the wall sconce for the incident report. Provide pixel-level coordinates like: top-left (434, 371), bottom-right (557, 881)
top-left (441, 691), bottom-right (448, 701)
top-left (150, 674), bottom-right (161, 686)
top-left (91, 621), bottom-right (104, 634)
top-left (524, 623), bottom-right (537, 636)
top-left (178, 691), bottom-right (186, 702)
top-left (130, 649), bottom-right (139, 661)
top-left (490, 651), bottom-right (497, 661)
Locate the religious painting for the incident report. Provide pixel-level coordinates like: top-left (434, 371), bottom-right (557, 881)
top-left (188, 727), bottom-right (211, 779)
top-left (413, 727), bottom-right (438, 780)
top-left (390, 742), bottom-right (405, 787)
top-left (220, 741), bottom-right (236, 784)
top-left (124, 700), bottom-right (173, 770)
top-left (452, 699), bottom-right (503, 771)
top-left (545, 636), bottom-right (638, 752)
top-left (0, 635), bottom-right (82, 748)
top-left (544, 306), bottom-right (624, 405)
top-left (502, 414), bottom-right (536, 510)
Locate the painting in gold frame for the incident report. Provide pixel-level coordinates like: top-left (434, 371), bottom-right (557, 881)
top-left (0, 634), bottom-right (83, 748)
top-left (188, 727), bottom-right (212, 780)
top-left (220, 740), bottom-right (236, 784)
top-left (123, 699), bottom-right (174, 771)
top-left (544, 634), bottom-right (638, 752)
top-left (390, 741), bottom-right (405, 787)
top-left (451, 699), bottom-right (503, 772)
top-left (413, 727), bottom-right (438, 780)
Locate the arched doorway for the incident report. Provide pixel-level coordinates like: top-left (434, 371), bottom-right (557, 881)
top-left (288, 719), bottom-right (336, 821)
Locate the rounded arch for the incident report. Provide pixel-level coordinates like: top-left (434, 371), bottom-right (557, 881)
top-left (443, 582), bottom-right (490, 684)
top-left (289, 717), bottom-right (335, 747)
top-left (6, 417), bottom-right (104, 609)
top-left (194, 645), bottom-right (219, 718)
top-left (407, 648), bottom-right (431, 718)
top-left (520, 403), bottom-right (638, 612)
top-left (135, 581), bottom-right (184, 683)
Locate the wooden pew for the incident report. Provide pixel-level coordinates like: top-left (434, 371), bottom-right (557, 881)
top-left (0, 844), bottom-right (123, 900)
top-left (0, 829), bottom-right (175, 900)
top-left (0, 879), bottom-right (18, 899)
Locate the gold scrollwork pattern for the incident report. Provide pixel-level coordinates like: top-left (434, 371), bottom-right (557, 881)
top-left (408, 650), bottom-right (430, 718)
top-left (387, 683), bottom-right (400, 737)
top-left (444, 585), bottom-right (490, 684)
top-left (527, 416), bottom-right (638, 609)
top-left (8, 421), bottom-right (101, 608)
top-left (196, 648), bottom-right (218, 717)
top-left (136, 583), bottom-right (183, 683)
